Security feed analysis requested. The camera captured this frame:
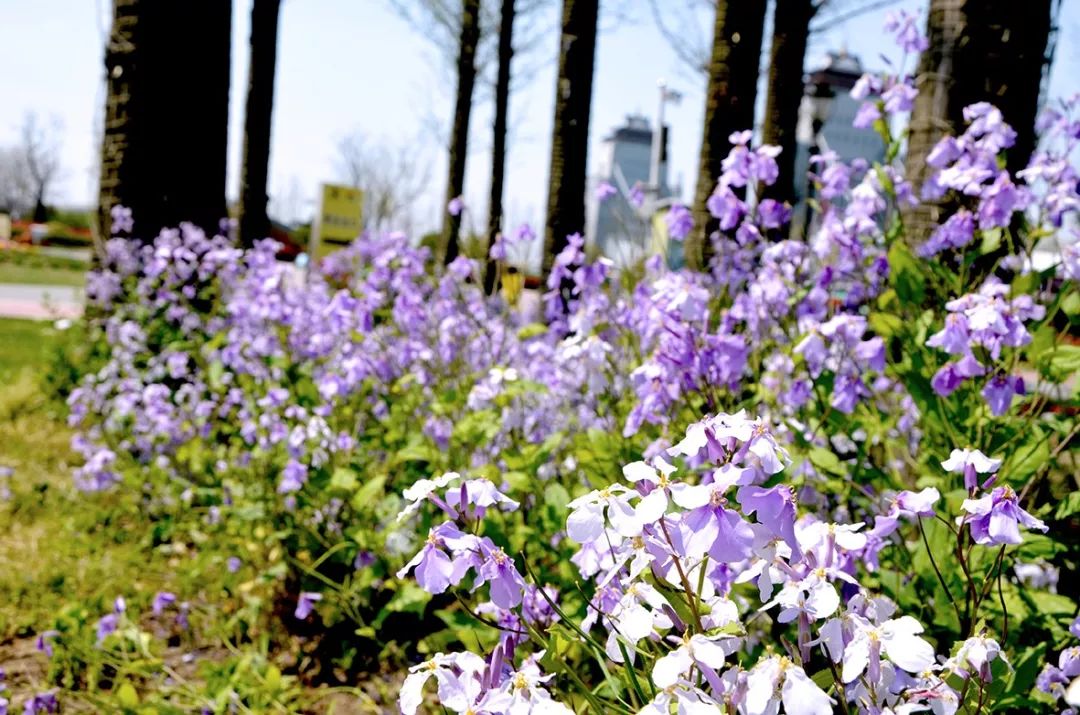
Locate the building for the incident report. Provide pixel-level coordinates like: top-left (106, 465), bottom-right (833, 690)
top-left (791, 51), bottom-right (886, 229)
top-left (586, 114), bottom-right (673, 265)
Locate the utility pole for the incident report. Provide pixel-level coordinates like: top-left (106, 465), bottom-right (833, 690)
top-left (647, 80), bottom-right (681, 211)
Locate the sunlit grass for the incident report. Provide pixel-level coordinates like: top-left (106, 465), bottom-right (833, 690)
top-left (0, 251), bottom-right (87, 287)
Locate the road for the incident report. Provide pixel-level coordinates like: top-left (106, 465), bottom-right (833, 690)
top-left (0, 283), bottom-right (83, 320)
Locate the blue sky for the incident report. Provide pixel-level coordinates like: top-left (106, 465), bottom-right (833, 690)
top-left (2, 0), bottom-right (1078, 236)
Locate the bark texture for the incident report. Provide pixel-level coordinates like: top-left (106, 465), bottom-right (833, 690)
top-left (439, 0), bottom-right (482, 265)
top-left (542, 0), bottom-right (599, 276)
top-left (239, 0), bottom-right (282, 247)
top-left (685, 0), bottom-right (767, 270)
top-left (761, 0), bottom-right (815, 207)
top-left (98, 0), bottom-right (232, 242)
top-left (904, 0), bottom-right (1052, 242)
top-left (484, 0), bottom-right (516, 294)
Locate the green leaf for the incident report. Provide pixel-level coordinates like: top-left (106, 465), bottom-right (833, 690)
top-left (544, 483), bottom-right (571, 511)
top-left (888, 242), bottom-right (926, 304)
top-left (1061, 291), bottom-right (1080, 317)
top-left (1008, 427), bottom-right (1049, 483)
top-left (1047, 345), bottom-right (1080, 377)
top-left (808, 447), bottom-right (845, 477)
top-left (503, 470), bottom-right (532, 492)
top-left (980, 227), bottom-right (1003, 255)
top-left (868, 311), bottom-right (904, 337)
top-left (264, 664), bottom-right (282, 691)
top-left (1055, 491), bottom-right (1080, 519)
top-left (116, 682), bottom-right (139, 709)
top-left (330, 467), bottom-right (358, 492)
top-left (517, 322), bottom-right (548, 340)
top-left (352, 474), bottom-right (386, 510)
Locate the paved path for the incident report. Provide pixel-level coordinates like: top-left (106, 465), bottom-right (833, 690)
top-left (0, 283), bottom-right (83, 320)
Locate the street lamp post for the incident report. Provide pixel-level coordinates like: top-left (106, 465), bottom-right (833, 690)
top-left (648, 80), bottom-right (681, 211)
top-left (801, 80), bottom-right (834, 234)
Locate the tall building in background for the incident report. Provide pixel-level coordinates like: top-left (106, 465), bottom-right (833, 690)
top-left (792, 51), bottom-right (885, 230)
top-left (587, 115), bottom-right (673, 264)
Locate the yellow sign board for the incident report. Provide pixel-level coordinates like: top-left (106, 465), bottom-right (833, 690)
top-left (312, 183), bottom-right (363, 257)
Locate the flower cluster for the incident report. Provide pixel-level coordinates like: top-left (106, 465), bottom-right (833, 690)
top-left (397, 411), bottom-right (1058, 714)
top-left (927, 278), bottom-right (1044, 414)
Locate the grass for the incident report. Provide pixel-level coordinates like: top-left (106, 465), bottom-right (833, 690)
top-left (0, 320), bottom-right (394, 711)
top-left (0, 318), bottom-right (62, 382)
top-left (0, 320), bottom-right (136, 636)
top-left (0, 321), bottom-right (159, 696)
top-left (0, 249), bottom-right (87, 287)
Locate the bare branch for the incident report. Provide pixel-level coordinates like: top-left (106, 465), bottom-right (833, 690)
top-left (810, 0), bottom-right (905, 34)
top-left (335, 132), bottom-right (432, 235)
top-left (646, 0), bottom-right (710, 77)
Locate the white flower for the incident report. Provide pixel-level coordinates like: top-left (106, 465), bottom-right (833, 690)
top-left (941, 448), bottom-right (1000, 475)
top-left (397, 472), bottom-right (461, 522)
top-left (624, 457), bottom-right (693, 523)
top-left (566, 484), bottom-right (641, 543)
top-left (948, 635), bottom-right (1009, 682)
top-left (767, 573), bottom-right (840, 623)
top-left (745, 656), bottom-right (833, 715)
top-left (842, 615), bottom-right (936, 683)
top-left (652, 633), bottom-right (732, 689)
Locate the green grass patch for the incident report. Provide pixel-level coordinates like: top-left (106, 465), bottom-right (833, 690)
top-left (0, 249), bottom-right (87, 287)
top-left (0, 318), bottom-right (59, 382)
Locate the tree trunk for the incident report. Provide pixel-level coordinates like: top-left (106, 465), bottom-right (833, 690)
top-left (542, 0), bottom-right (599, 277)
top-left (685, 0), bottom-right (767, 271)
top-left (97, 0), bottom-right (144, 245)
top-left (761, 0), bottom-right (815, 208)
top-left (904, 0), bottom-right (1052, 242)
top-left (33, 195), bottom-right (48, 223)
top-left (483, 0), bottom-right (515, 295)
top-left (239, 0), bottom-right (282, 247)
top-left (440, 0), bottom-right (481, 266)
top-left (98, 0), bottom-right (232, 242)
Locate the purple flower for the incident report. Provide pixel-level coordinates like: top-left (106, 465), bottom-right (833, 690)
top-left (678, 486), bottom-right (755, 563)
top-left (110, 204), bottom-right (134, 234)
top-left (22, 692), bottom-right (58, 715)
top-left (628, 182), bottom-right (645, 208)
top-left (665, 203), bottom-right (693, 241)
top-left (931, 354), bottom-right (986, 397)
top-left (227, 556), bottom-right (242, 573)
top-left (278, 460), bottom-right (308, 494)
top-left (870, 487), bottom-right (942, 540)
top-left (982, 373), bottom-right (1024, 416)
top-left (962, 486), bottom-right (1047, 545)
top-left (706, 185), bottom-right (745, 229)
top-left (34, 631), bottom-right (58, 658)
top-left (919, 209), bottom-right (976, 257)
top-left (444, 478), bottom-right (520, 520)
top-left (853, 102), bottom-right (882, 129)
top-left (294, 591), bottom-right (323, 620)
top-left (475, 545), bottom-right (526, 609)
top-left (447, 196), bottom-right (464, 216)
top-left (926, 313), bottom-right (971, 355)
top-left (757, 199), bottom-right (791, 229)
top-left (830, 374), bottom-right (869, 414)
top-left (595, 181), bottom-right (617, 202)
top-left (884, 9), bottom-right (929, 53)
top-left (152, 591), bottom-right (177, 615)
top-left (950, 636), bottom-right (1006, 682)
top-left (882, 81), bottom-right (917, 114)
top-left (512, 222), bottom-right (536, 243)
top-left (738, 484), bottom-right (800, 559)
top-left (95, 613), bottom-right (118, 643)
top-left (397, 521), bottom-right (478, 594)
